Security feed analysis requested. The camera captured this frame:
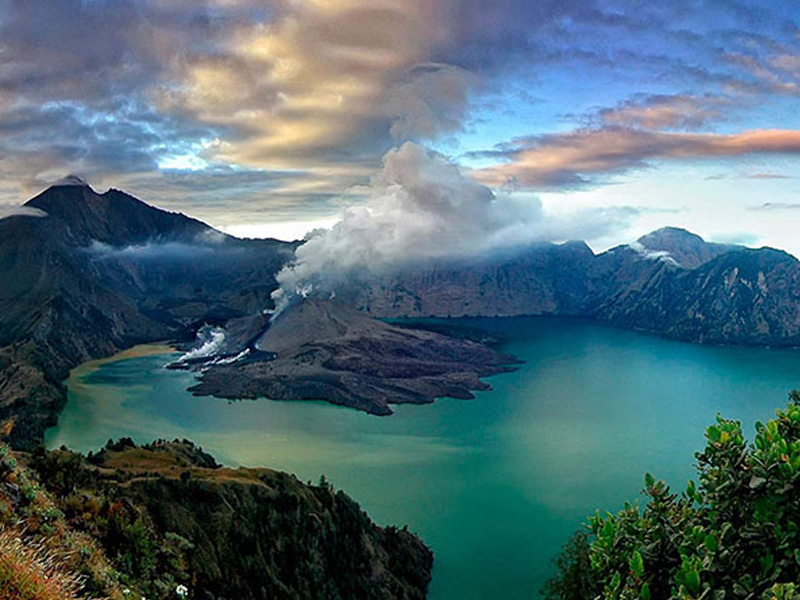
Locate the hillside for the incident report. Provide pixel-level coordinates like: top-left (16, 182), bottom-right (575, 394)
top-left (0, 439), bottom-right (433, 600)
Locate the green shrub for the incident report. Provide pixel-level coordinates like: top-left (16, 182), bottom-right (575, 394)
top-left (544, 393), bottom-right (800, 600)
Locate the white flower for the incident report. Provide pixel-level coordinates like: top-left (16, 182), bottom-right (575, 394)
top-left (122, 590), bottom-right (131, 597)
top-left (175, 584), bottom-right (189, 598)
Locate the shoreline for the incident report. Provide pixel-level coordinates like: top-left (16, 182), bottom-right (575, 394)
top-left (66, 342), bottom-right (178, 383)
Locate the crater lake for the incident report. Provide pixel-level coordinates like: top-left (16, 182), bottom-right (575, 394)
top-left (46, 317), bottom-right (800, 599)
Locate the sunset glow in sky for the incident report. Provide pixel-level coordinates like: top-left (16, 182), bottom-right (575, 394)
top-left (2, 0), bottom-right (800, 253)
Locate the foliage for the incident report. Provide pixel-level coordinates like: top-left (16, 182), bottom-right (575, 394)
top-left (543, 392), bottom-right (800, 600)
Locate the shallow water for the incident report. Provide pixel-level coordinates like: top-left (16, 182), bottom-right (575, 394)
top-left (46, 317), bottom-right (800, 599)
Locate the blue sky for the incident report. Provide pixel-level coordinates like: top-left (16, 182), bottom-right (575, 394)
top-left (2, 0), bottom-right (800, 254)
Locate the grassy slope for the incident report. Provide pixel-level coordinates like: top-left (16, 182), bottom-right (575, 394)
top-left (0, 439), bottom-right (433, 600)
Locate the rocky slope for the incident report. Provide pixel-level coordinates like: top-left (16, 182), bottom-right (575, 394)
top-left (353, 241), bottom-right (596, 318)
top-left (188, 299), bottom-right (518, 415)
top-left (596, 246), bottom-right (800, 345)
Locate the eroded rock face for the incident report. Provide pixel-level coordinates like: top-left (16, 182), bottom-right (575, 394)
top-left (596, 247), bottom-right (800, 345)
top-left (189, 299), bottom-right (519, 415)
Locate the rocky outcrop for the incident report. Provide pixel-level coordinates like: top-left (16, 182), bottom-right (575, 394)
top-left (597, 247), bottom-right (800, 345)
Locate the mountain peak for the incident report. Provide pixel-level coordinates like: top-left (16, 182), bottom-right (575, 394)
top-left (635, 227), bottom-right (733, 269)
top-left (23, 182), bottom-right (214, 247)
top-left (637, 227), bottom-right (705, 248)
top-left (52, 174), bottom-right (91, 188)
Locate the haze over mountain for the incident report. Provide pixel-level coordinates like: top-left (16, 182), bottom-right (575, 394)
top-left (2, 181), bottom-right (800, 450)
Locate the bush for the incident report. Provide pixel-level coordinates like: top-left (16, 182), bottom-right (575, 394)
top-left (543, 393), bottom-right (800, 600)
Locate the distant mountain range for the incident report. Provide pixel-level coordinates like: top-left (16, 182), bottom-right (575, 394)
top-left (2, 179), bottom-right (800, 447)
top-left (355, 227), bottom-right (800, 346)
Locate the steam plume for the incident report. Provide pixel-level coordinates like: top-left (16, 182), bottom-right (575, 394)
top-left (272, 142), bottom-right (629, 314)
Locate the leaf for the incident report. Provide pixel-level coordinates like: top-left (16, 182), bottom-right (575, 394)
top-left (602, 519), bottom-right (614, 540)
top-left (685, 569), bottom-right (701, 595)
top-left (761, 552), bottom-right (774, 575)
top-left (707, 425), bottom-right (721, 443)
top-left (704, 534), bottom-right (718, 553)
top-left (629, 550), bottom-right (644, 577)
top-left (749, 475), bottom-right (766, 489)
top-left (645, 472), bottom-right (655, 488)
top-left (641, 582), bottom-right (651, 600)
top-left (611, 571), bottom-right (621, 592)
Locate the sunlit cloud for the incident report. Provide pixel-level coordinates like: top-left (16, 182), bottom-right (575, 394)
top-left (2, 0), bottom-right (800, 257)
top-left (474, 129), bottom-right (800, 189)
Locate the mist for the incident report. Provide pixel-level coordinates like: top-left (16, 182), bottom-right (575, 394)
top-left (272, 142), bottom-right (632, 314)
top-left (0, 205), bottom-right (48, 220)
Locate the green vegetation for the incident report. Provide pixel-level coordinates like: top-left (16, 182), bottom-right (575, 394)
top-left (0, 441), bottom-right (125, 599)
top-left (0, 437), bottom-right (432, 599)
top-left (25, 439), bottom-right (433, 600)
top-left (543, 392), bottom-right (800, 600)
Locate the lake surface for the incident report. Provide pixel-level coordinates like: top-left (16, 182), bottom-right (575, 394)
top-left (46, 317), bottom-right (800, 599)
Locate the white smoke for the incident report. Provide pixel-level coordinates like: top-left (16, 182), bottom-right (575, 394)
top-left (272, 142), bottom-right (631, 314)
top-left (176, 327), bottom-right (226, 363)
top-left (628, 242), bottom-right (680, 266)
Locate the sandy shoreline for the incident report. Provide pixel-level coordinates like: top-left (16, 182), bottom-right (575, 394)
top-left (68, 342), bottom-right (178, 381)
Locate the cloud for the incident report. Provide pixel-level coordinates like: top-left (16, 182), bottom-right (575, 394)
top-left (0, 204), bottom-right (47, 220)
top-left (741, 172), bottom-right (792, 179)
top-left (158, 0), bottom-right (458, 170)
top-left (272, 142), bottom-right (634, 312)
top-left (2, 0), bottom-right (800, 228)
top-left (593, 94), bottom-right (729, 130)
top-left (750, 202), bottom-right (800, 211)
top-left (474, 128), bottom-right (800, 189)
top-left (386, 64), bottom-right (478, 141)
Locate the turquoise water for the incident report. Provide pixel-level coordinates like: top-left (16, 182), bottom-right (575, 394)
top-left (46, 318), bottom-right (800, 599)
